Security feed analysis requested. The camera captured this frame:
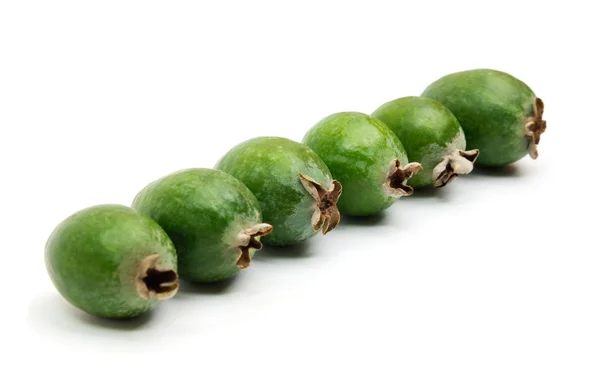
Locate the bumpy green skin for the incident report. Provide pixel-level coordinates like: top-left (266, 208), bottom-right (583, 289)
top-left (216, 137), bottom-right (334, 246)
top-left (303, 112), bottom-right (409, 216)
top-left (373, 97), bottom-right (466, 188)
top-left (132, 168), bottom-right (265, 283)
top-left (45, 205), bottom-right (177, 318)
top-left (422, 69), bottom-right (538, 166)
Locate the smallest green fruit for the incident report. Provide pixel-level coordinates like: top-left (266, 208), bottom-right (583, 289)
top-left (303, 112), bottom-right (422, 216)
top-left (132, 168), bottom-right (273, 283)
top-left (373, 96), bottom-right (479, 188)
top-left (45, 204), bottom-right (179, 318)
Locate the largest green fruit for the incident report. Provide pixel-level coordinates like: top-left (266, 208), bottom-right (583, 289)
top-left (422, 69), bottom-right (546, 167)
top-left (216, 137), bottom-right (342, 246)
top-left (303, 112), bottom-right (422, 216)
top-left (132, 168), bottom-right (273, 283)
top-left (45, 205), bottom-right (179, 318)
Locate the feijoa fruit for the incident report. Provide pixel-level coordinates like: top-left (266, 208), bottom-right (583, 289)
top-left (373, 96), bottom-right (479, 188)
top-left (45, 204), bottom-right (179, 318)
top-left (132, 168), bottom-right (273, 283)
top-left (216, 137), bottom-right (341, 246)
top-left (303, 112), bottom-right (422, 216)
top-left (422, 69), bottom-right (546, 166)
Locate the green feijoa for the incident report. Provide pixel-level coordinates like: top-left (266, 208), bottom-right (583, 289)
top-left (216, 137), bottom-right (342, 246)
top-left (422, 69), bottom-right (546, 167)
top-left (373, 96), bottom-right (480, 188)
top-left (132, 168), bottom-right (273, 283)
top-left (302, 112), bottom-right (422, 216)
top-left (45, 204), bottom-right (179, 319)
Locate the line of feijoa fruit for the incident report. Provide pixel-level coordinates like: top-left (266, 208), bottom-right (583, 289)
top-left (44, 68), bottom-right (546, 319)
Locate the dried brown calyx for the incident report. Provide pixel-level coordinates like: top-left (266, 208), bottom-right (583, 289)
top-left (433, 149), bottom-right (480, 188)
top-left (299, 173), bottom-right (342, 235)
top-left (136, 254), bottom-right (179, 300)
top-left (235, 223), bottom-right (273, 269)
top-left (383, 159), bottom-right (423, 197)
top-left (525, 97), bottom-right (546, 159)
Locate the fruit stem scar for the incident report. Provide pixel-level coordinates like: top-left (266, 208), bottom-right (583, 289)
top-left (235, 223), bottom-right (274, 269)
top-left (299, 173), bottom-right (342, 235)
top-left (525, 97), bottom-right (546, 159)
top-left (432, 149), bottom-right (480, 188)
top-left (383, 159), bottom-right (422, 197)
top-left (136, 254), bottom-right (179, 300)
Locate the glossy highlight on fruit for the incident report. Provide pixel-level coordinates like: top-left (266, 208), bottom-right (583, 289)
top-left (45, 205), bottom-right (179, 318)
top-left (373, 96), bottom-right (479, 188)
top-left (216, 137), bottom-right (341, 246)
top-left (132, 168), bottom-right (273, 283)
top-left (303, 112), bottom-right (422, 216)
top-left (422, 69), bottom-right (546, 167)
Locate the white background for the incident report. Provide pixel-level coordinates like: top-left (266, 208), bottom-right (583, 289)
top-left (1, 1), bottom-right (598, 383)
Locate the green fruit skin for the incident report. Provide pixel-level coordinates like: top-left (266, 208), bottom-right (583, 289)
top-left (303, 112), bottom-right (409, 216)
top-left (216, 137), bottom-right (334, 246)
top-left (132, 168), bottom-right (265, 283)
top-left (422, 69), bottom-right (537, 167)
top-left (373, 96), bottom-right (467, 188)
top-left (45, 205), bottom-right (177, 318)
